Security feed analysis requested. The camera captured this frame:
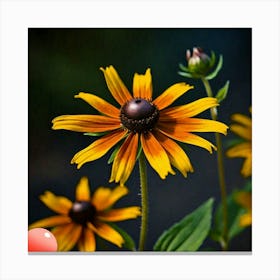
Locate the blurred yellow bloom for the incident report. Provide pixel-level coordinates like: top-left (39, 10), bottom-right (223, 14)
top-left (29, 177), bottom-right (141, 251)
top-left (226, 107), bottom-right (252, 177)
top-left (235, 191), bottom-right (252, 227)
top-left (52, 66), bottom-right (228, 184)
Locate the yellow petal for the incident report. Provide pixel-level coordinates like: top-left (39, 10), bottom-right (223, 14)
top-left (92, 185), bottom-right (129, 211)
top-left (157, 122), bottom-right (216, 153)
top-left (77, 227), bottom-right (96, 252)
top-left (133, 68), bottom-right (152, 99)
top-left (235, 191), bottom-right (252, 209)
top-left (231, 113), bottom-right (252, 128)
top-left (160, 97), bottom-right (219, 118)
top-left (75, 92), bottom-right (120, 118)
top-left (29, 215), bottom-right (71, 229)
top-left (52, 115), bottom-right (121, 133)
top-left (110, 133), bottom-right (139, 185)
top-left (75, 177), bottom-right (91, 201)
top-left (241, 156), bottom-right (252, 178)
top-left (230, 124), bottom-right (251, 141)
top-left (100, 66), bottom-right (132, 106)
top-left (39, 191), bottom-right (72, 215)
top-left (71, 129), bottom-right (127, 169)
top-left (141, 132), bottom-right (175, 179)
top-left (226, 142), bottom-right (251, 158)
top-left (226, 142), bottom-right (252, 177)
top-left (239, 212), bottom-right (252, 227)
top-left (153, 83), bottom-right (193, 110)
top-left (160, 117), bottom-right (228, 135)
top-left (52, 223), bottom-right (82, 251)
top-left (153, 129), bottom-right (194, 177)
top-left (97, 207), bottom-right (141, 222)
top-left (88, 221), bottom-right (124, 248)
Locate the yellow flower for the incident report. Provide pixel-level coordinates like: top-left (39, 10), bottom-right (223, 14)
top-left (29, 177), bottom-right (141, 251)
top-left (226, 107), bottom-right (252, 177)
top-left (52, 66), bottom-right (228, 184)
top-left (235, 191), bottom-right (252, 227)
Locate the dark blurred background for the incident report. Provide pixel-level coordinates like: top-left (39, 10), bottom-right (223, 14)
top-left (28, 28), bottom-right (251, 251)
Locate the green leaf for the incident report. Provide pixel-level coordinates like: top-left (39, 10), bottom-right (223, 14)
top-left (136, 145), bottom-right (143, 161)
top-left (209, 51), bottom-right (216, 68)
top-left (84, 132), bottom-right (107, 137)
top-left (211, 189), bottom-right (247, 244)
top-left (225, 138), bottom-right (245, 149)
top-left (153, 198), bottom-right (214, 251)
top-left (215, 80), bottom-right (230, 103)
top-left (107, 144), bottom-right (122, 164)
top-left (177, 71), bottom-right (194, 78)
top-left (205, 54), bottom-right (223, 80)
top-left (178, 63), bottom-right (189, 72)
top-left (108, 223), bottom-right (136, 251)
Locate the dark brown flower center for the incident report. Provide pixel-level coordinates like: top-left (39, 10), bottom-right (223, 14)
top-left (120, 98), bottom-right (159, 133)
top-left (69, 201), bottom-right (96, 225)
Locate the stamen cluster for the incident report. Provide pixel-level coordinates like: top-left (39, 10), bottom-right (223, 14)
top-left (120, 98), bottom-right (159, 133)
top-left (69, 201), bottom-right (96, 225)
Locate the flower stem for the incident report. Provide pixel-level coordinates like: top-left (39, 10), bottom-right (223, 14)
top-left (201, 77), bottom-right (229, 251)
top-left (138, 151), bottom-right (148, 251)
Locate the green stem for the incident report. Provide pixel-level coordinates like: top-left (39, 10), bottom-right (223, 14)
top-left (201, 77), bottom-right (229, 251)
top-left (138, 152), bottom-right (148, 251)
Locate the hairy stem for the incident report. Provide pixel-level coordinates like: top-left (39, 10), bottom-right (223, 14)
top-left (202, 77), bottom-right (229, 250)
top-left (138, 152), bottom-right (148, 251)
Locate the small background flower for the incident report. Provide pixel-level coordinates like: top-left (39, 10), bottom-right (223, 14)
top-left (29, 177), bottom-right (141, 251)
top-left (29, 28), bottom-right (252, 251)
top-left (226, 107), bottom-right (252, 177)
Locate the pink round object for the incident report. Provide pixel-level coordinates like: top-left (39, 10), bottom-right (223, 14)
top-left (28, 228), bottom-right (58, 252)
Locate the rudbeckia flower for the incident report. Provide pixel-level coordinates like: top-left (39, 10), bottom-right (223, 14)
top-left (29, 177), bottom-right (141, 251)
top-left (52, 66), bottom-right (228, 184)
top-left (234, 191), bottom-right (252, 227)
top-left (226, 107), bottom-right (252, 177)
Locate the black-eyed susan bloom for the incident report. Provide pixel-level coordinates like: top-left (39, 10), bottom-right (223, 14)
top-left (52, 66), bottom-right (228, 185)
top-left (226, 107), bottom-right (252, 177)
top-left (29, 177), bottom-right (141, 251)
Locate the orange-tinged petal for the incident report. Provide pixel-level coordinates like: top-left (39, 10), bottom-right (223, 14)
top-left (75, 177), bottom-right (91, 201)
top-left (71, 129), bottom-right (127, 169)
top-left (160, 97), bottom-right (219, 119)
top-left (110, 133), bottom-right (139, 185)
top-left (230, 124), bottom-right (251, 141)
top-left (52, 115), bottom-right (121, 133)
top-left (29, 215), bottom-right (71, 229)
top-left (97, 207), bottom-right (141, 222)
top-left (75, 92), bottom-right (120, 118)
top-left (141, 132), bottom-right (174, 179)
top-left (160, 118), bottom-right (228, 135)
top-left (157, 122), bottom-right (216, 153)
top-left (133, 68), bottom-right (152, 99)
top-left (100, 66), bottom-right (132, 106)
top-left (153, 83), bottom-right (193, 110)
top-left (77, 227), bottom-right (96, 252)
top-left (153, 129), bottom-right (193, 177)
top-left (92, 185), bottom-right (129, 211)
top-left (88, 221), bottom-right (124, 248)
top-left (52, 223), bottom-right (82, 251)
top-left (39, 191), bottom-right (72, 215)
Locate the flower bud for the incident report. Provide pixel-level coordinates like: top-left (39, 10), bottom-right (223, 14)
top-left (186, 47), bottom-right (212, 77)
top-left (178, 47), bottom-right (222, 80)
